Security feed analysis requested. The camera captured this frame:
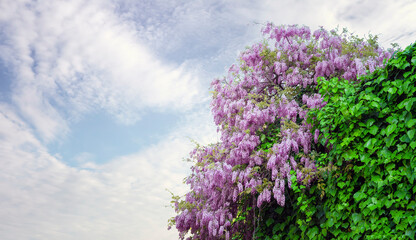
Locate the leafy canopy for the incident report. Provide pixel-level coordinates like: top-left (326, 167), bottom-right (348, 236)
top-left (307, 42), bottom-right (416, 239)
top-left (169, 23), bottom-right (393, 240)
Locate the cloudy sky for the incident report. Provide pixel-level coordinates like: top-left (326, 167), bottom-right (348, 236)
top-left (0, 0), bottom-right (415, 239)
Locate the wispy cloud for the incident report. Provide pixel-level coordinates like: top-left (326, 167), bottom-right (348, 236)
top-left (0, 102), bottom-right (217, 240)
top-left (334, 0), bottom-right (416, 47)
top-left (120, 0), bottom-right (416, 84)
top-left (242, 0), bottom-right (416, 48)
top-left (0, 0), bottom-right (203, 142)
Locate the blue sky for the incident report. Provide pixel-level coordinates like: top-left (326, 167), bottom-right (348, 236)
top-left (0, 0), bottom-right (415, 239)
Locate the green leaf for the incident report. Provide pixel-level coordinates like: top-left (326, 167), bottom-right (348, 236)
top-left (322, 228), bottom-right (327, 237)
top-left (352, 213), bottom-right (362, 224)
top-left (405, 98), bottom-right (416, 111)
top-left (386, 163), bottom-right (395, 172)
top-left (307, 227), bottom-right (319, 239)
top-left (266, 218), bottom-right (274, 227)
top-left (398, 144), bottom-right (407, 152)
top-left (353, 191), bottom-right (367, 202)
top-left (272, 223), bottom-right (280, 234)
top-left (394, 189), bottom-right (407, 200)
top-left (369, 125), bottom-right (378, 135)
top-left (384, 199), bottom-right (393, 208)
top-left (407, 119), bottom-right (416, 128)
top-left (398, 100), bottom-right (406, 109)
top-left (391, 210), bottom-right (404, 224)
top-left (385, 135), bottom-right (396, 147)
top-left (408, 201), bottom-right (416, 210)
top-left (337, 182), bottom-right (346, 189)
top-left (386, 124), bottom-right (397, 136)
top-left (274, 207), bottom-right (284, 215)
top-left (386, 116), bottom-right (398, 124)
top-left (405, 230), bottom-right (416, 239)
top-left (408, 129), bottom-right (416, 140)
top-left (401, 62), bottom-right (411, 69)
top-left (364, 138), bottom-right (373, 149)
top-left (326, 217), bottom-right (335, 227)
top-left (370, 101), bottom-right (381, 110)
top-left (366, 118), bottom-right (376, 127)
top-left (400, 134), bottom-right (410, 143)
top-left (372, 174), bottom-right (382, 184)
top-left (404, 71), bottom-right (412, 78)
top-left (387, 87), bottom-right (397, 94)
top-left (399, 98), bottom-right (416, 111)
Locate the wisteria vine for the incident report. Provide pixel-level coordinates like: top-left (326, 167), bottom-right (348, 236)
top-left (169, 23), bottom-right (392, 240)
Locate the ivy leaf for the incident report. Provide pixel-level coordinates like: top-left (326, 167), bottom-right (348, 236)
top-left (397, 222), bottom-right (409, 231)
top-left (307, 227), bottom-right (319, 239)
top-left (326, 217), bottom-right (335, 227)
top-left (398, 100), bottom-right (406, 109)
top-left (394, 189), bottom-right (407, 200)
top-left (352, 213), bottom-right (362, 224)
top-left (398, 144), bottom-right (407, 152)
top-left (385, 135), bottom-right (396, 147)
top-left (387, 87), bottom-right (397, 94)
top-left (370, 101), bottom-right (380, 110)
top-left (391, 210), bottom-right (404, 224)
top-left (408, 201), bottom-right (416, 210)
top-left (364, 138), bottom-right (373, 149)
top-left (369, 125), bottom-right (378, 135)
top-left (405, 98), bottom-right (416, 111)
top-left (404, 71), bottom-right (412, 78)
top-left (400, 61), bottom-right (411, 69)
top-left (353, 191), bottom-right (367, 202)
top-left (400, 134), bottom-right (410, 143)
top-left (260, 134), bottom-right (266, 142)
top-left (266, 218), bottom-right (274, 227)
top-left (366, 118), bottom-right (376, 127)
top-left (407, 119), bottom-right (416, 128)
top-left (407, 129), bottom-right (416, 140)
top-left (337, 182), bottom-right (346, 189)
top-left (386, 124), bottom-right (397, 136)
top-left (322, 228), bottom-right (327, 237)
top-left (274, 207), bottom-right (284, 214)
top-left (272, 224), bottom-right (280, 234)
top-left (386, 116), bottom-right (398, 124)
top-left (399, 98), bottom-right (416, 111)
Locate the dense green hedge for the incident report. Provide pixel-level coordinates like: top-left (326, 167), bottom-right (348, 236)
top-left (255, 43), bottom-right (416, 239)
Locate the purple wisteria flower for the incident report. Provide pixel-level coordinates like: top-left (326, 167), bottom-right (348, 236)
top-left (171, 23), bottom-right (392, 239)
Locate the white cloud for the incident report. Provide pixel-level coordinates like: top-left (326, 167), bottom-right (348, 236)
top-left (0, 1), bottom-right (219, 238)
top-left (0, 102), bottom-right (217, 240)
top-left (239, 0), bottom-right (416, 48)
top-left (73, 152), bottom-right (96, 165)
top-left (334, 0), bottom-right (416, 48)
top-left (119, 0), bottom-right (416, 89)
top-left (0, 0), bottom-right (204, 142)
top-left (130, 0), bottom-right (416, 60)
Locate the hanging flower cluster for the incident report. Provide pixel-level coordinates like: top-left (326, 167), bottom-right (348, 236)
top-left (170, 23), bottom-right (392, 239)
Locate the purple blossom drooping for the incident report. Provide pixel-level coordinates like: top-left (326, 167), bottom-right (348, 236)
top-left (171, 23), bottom-right (392, 239)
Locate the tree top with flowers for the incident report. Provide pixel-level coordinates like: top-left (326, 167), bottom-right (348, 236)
top-left (169, 23), bottom-right (396, 239)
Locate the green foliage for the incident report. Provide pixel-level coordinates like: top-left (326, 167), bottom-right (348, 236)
top-left (254, 185), bottom-right (326, 240)
top-left (253, 119), bottom-right (327, 240)
top-left (258, 121), bottom-right (281, 153)
top-left (308, 42), bottom-right (416, 239)
top-left (254, 43), bottom-right (416, 240)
